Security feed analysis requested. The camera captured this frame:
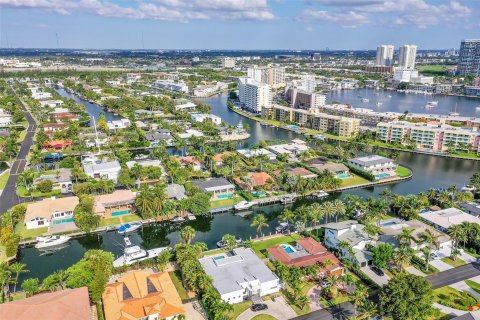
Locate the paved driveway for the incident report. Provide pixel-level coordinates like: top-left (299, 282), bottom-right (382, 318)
top-left (360, 266), bottom-right (390, 286)
top-left (430, 259), bottom-right (454, 272)
top-left (236, 296), bottom-right (297, 320)
top-left (307, 285), bottom-right (324, 311)
top-left (405, 266), bottom-right (427, 277)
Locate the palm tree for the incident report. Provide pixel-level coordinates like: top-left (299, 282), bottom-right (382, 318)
top-left (393, 246), bottom-right (413, 271)
top-left (9, 262), bottom-right (28, 295)
top-left (358, 299), bottom-right (378, 320)
top-left (279, 208), bottom-right (295, 233)
top-left (322, 201), bottom-right (336, 224)
top-left (135, 186), bottom-right (153, 218)
top-left (437, 190), bottom-right (451, 208)
top-left (256, 153), bottom-right (270, 172)
top-left (0, 264), bottom-right (11, 303)
top-left (448, 224), bottom-right (467, 250)
top-left (251, 214), bottom-right (269, 237)
top-left (296, 294), bottom-right (310, 310)
top-left (179, 226), bottom-right (196, 244)
top-left (332, 199), bottom-right (346, 223)
top-left (396, 228), bottom-right (415, 247)
top-left (419, 229), bottom-right (441, 271)
top-left (349, 286), bottom-right (368, 317)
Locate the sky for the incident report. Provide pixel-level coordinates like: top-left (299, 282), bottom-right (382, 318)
top-left (0, 0), bottom-right (479, 50)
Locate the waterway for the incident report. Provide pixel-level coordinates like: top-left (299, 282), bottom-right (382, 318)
top-left (17, 90), bottom-right (480, 283)
top-left (327, 88), bottom-right (480, 117)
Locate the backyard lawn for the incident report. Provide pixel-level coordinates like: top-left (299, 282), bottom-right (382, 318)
top-left (230, 301), bottom-right (252, 319)
top-left (340, 174), bottom-right (369, 188)
top-left (252, 234), bottom-right (302, 259)
top-left (16, 185), bottom-right (61, 198)
top-left (99, 217), bottom-right (121, 227)
top-left (395, 166), bottom-right (412, 178)
top-left (121, 214), bottom-right (142, 223)
top-left (15, 223), bottom-right (48, 239)
top-left (210, 196), bottom-right (244, 209)
top-left (251, 315), bottom-right (277, 320)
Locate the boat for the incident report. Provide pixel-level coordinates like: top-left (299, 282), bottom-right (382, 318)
top-left (124, 236), bottom-right (132, 246)
top-left (276, 222), bottom-right (290, 233)
top-left (187, 214), bottom-right (196, 221)
top-left (424, 101), bottom-right (437, 109)
top-left (117, 222), bottom-right (142, 234)
top-left (280, 195), bottom-right (295, 204)
top-left (234, 201), bottom-right (254, 211)
top-left (35, 235), bottom-right (71, 249)
top-left (449, 103), bottom-right (460, 116)
top-left (313, 190), bottom-right (329, 198)
top-left (171, 216), bottom-right (186, 223)
top-left (113, 245), bottom-right (170, 267)
top-left (461, 184), bottom-right (476, 192)
top-left (387, 95), bottom-right (392, 98)
top-left (361, 98), bottom-right (369, 103)
top-left (216, 237), bottom-right (242, 248)
top-left (476, 106), bottom-right (480, 111)
top-left (376, 102), bottom-right (383, 106)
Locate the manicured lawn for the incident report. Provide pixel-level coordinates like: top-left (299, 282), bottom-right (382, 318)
top-left (168, 271), bottom-right (193, 301)
top-left (251, 315), bottom-right (277, 320)
top-left (17, 185), bottom-right (61, 198)
top-left (433, 286), bottom-right (480, 311)
top-left (121, 214), bottom-right (142, 223)
top-left (252, 234), bottom-right (302, 259)
top-left (465, 280), bottom-right (480, 295)
top-left (0, 171), bottom-right (9, 190)
top-left (441, 257), bottom-right (466, 268)
top-left (340, 173), bottom-right (369, 187)
top-left (203, 248), bottom-right (228, 257)
top-left (99, 217), bottom-right (121, 227)
top-left (210, 196), bottom-right (244, 209)
top-left (395, 166), bottom-right (412, 178)
top-left (230, 301), bottom-right (252, 319)
top-left (15, 223), bottom-right (48, 240)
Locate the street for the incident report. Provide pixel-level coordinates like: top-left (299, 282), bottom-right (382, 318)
top-left (426, 262), bottom-right (480, 289)
top-left (0, 89), bottom-right (36, 215)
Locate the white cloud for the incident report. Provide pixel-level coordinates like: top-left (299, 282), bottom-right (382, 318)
top-left (0, 0), bottom-right (275, 21)
top-left (305, 26), bottom-right (313, 32)
top-left (300, 9), bottom-right (369, 28)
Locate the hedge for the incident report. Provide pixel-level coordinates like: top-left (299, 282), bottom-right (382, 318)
top-left (343, 162), bottom-right (376, 181)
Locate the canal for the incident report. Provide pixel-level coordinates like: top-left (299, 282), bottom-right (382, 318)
top-left (17, 90), bottom-right (480, 283)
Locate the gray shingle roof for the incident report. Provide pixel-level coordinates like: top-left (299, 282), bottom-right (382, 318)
top-left (192, 178), bottom-right (234, 192)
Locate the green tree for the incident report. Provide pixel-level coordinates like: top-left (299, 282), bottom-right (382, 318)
top-left (21, 278), bottom-right (40, 297)
top-left (0, 264), bottom-right (11, 302)
top-left (36, 179), bottom-right (53, 193)
top-left (221, 234), bottom-right (237, 251)
top-left (372, 243), bottom-right (394, 269)
top-left (379, 273), bottom-right (435, 320)
top-left (9, 262), bottom-right (29, 295)
top-left (74, 195), bottom-right (100, 232)
top-left (156, 250), bottom-right (172, 272)
top-left (179, 226), bottom-right (196, 244)
top-left (418, 229), bottom-right (440, 271)
top-left (251, 214), bottom-right (269, 237)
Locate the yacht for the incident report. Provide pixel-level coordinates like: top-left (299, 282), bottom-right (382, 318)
top-left (376, 102), bottom-right (383, 107)
top-left (361, 98), bottom-right (369, 103)
top-left (276, 222), bottom-right (290, 233)
top-left (216, 237), bottom-right (242, 248)
top-left (449, 104), bottom-right (460, 116)
top-left (171, 216), bottom-right (186, 223)
top-left (124, 236), bottom-right (132, 246)
top-left (461, 185), bottom-right (476, 192)
top-left (387, 95), bottom-right (392, 98)
top-left (424, 101), bottom-right (438, 109)
top-left (313, 190), bottom-right (329, 198)
top-left (476, 106), bottom-right (480, 112)
top-left (234, 201), bottom-right (255, 211)
top-left (35, 235), bottom-right (71, 249)
top-left (117, 222), bottom-right (142, 234)
top-left (113, 246), bottom-right (170, 267)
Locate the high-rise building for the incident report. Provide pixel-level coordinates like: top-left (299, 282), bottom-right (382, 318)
top-left (311, 53), bottom-right (321, 61)
top-left (376, 45), bottom-right (394, 66)
top-left (221, 57), bottom-right (236, 69)
top-left (398, 45), bottom-right (417, 69)
top-left (238, 77), bottom-right (271, 113)
top-left (247, 64), bottom-right (285, 87)
top-left (457, 39), bottom-right (480, 76)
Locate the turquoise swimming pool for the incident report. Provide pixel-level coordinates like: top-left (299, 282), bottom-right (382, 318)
top-left (217, 194), bottom-right (234, 199)
top-left (280, 244), bottom-right (295, 254)
top-left (213, 255), bottom-right (225, 261)
top-left (337, 173), bottom-right (352, 179)
top-left (52, 218), bottom-right (74, 225)
top-left (112, 210), bottom-right (131, 216)
top-left (251, 191), bottom-right (266, 197)
top-left (382, 221), bottom-right (397, 227)
top-left (375, 173), bottom-right (390, 179)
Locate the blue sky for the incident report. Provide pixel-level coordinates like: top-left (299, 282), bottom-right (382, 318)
top-left (0, 0), bottom-right (479, 50)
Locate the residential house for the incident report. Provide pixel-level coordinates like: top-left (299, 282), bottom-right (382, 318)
top-left (102, 270), bottom-right (184, 320)
top-left (24, 196), bottom-right (79, 229)
top-left (275, 167), bottom-right (318, 179)
top-left (234, 172), bottom-right (273, 191)
top-left (0, 115), bottom-right (11, 127)
top-left (347, 155), bottom-right (397, 179)
top-left (191, 113), bottom-right (222, 125)
top-left (0, 287), bottom-right (91, 320)
top-left (192, 178), bottom-right (235, 201)
top-left (306, 158), bottom-right (350, 176)
top-left (458, 202), bottom-right (480, 217)
top-left (213, 151), bottom-right (234, 167)
top-left (106, 119), bottom-right (131, 132)
top-left (33, 168), bottom-right (73, 194)
top-left (39, 100), bottom-right (64, 108)
top-left (83, 160), bottom-right (121, 182)
top-left (93, 190), bottom-right (136, 218)
top-left (53, 112), bottom-right (79, 122)
top-left (267, 140), bottom-right (309, 158)
top-left (178, 156), bottom-right (204, 171)
top-left (267, 237), bottom-right (343, 278)
top-left (146, 129), bottom-right (174, 146)
top-left (237, 148), bottom-right (277, 161)
top-left (177, 129), bottom-right (204, 139)
top-left (44, 123), bottom-right (69, 136)
top-left (43, 139), bottom-right (72, 150)
top-left (199, 247), bottom-right (280, 304)
top-left (174, 101), bottom-right (196, 111)
top-left (79, 132), bottom-right (109, 148)
top-left (419, 207), bottom-right (480, 232)
top-left (323, 220), bottom-right (375, 267)
top-left (126, 159), bottom-right (166, 177)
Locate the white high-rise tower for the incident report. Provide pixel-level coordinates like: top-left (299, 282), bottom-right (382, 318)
top-left (398, 45), bottom-right (417, 69)
top-left (376, 45), bottom-right (394, 66)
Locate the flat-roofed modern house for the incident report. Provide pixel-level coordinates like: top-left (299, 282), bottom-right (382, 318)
top-left (145, 129), bottom-right (174, 146)
top-left (33, 168), bottom-right (73, 194)
top-left (458, 202), bottom-right (480, 217)
top-left (323, 220), bottom-right (375, 267)
top-left (0, 287), bottom-right (91, 320)
top-left (267, 237), bottom-right (343, 278)
top-left (237, 148), bottom-right (277, 161)
top-left (24, 196), bottom-right (79, 229)
top-left (192, 178), bottom-right (235, 201)
top-left (83, 160), bottom-right (121, 182)
top-left (347, 155), bottom-right (397, 179)
top-left (419, 207), bottom-right (480, 232)
top-left (102, 270), bottom-right (185, 320)
top-left (93, 190), bottom-right (136, 218)
top-left (199, 247), bottom-right (280, 304)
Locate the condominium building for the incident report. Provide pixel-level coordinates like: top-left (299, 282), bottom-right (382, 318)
top-left (398, 44), bottom-right (417, 69)
top-left (247, 64), bottom-right (285, 87)
top-left (267, 104), bottom-right (360, 137)
top-left (457, 39), bottom-right (480, 76)
top-left (377, 121), bottom-right (480, 152)
top-left (285, 87), bottom-right (326, 109)
top-left (221, 57), bottom-right (236, 69)
top-left (318, 104), bottom-right (401, 126)
top-left (238, 77), bottom-right (271, 113)
top-left (152, 79), bottom-right (189, 93)
top-left (376, 45), bottom-right (394, 66)
top-left (393, 68), bottom-right (419, 82)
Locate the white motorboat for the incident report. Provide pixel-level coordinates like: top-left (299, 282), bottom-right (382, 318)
top-left (171, 216), bottom-right (186, 223)
top-left (216, 237), bottom-right (242, 248)
top-left (387, 95), bottom-right (392, 98)
top-left (376, 102), bottom-right (383, 106)
top-left (313, 190), bottom-right (329, 198)
top-left (124, 236), bottom-right (132, 246)
top-left (35, 235), bottom-right (71, 249)
top-left (234, 201), bottom-right (254, 211)
top-left (361, 98), bottom-right (369, 103)
top-left (113, 245), bottom-right (170, 267)
top-left (276, 222), bottom-right (290, 233)
top-left (117, 222), bottom-right (142, 234)
top-left (425, 101), bottom-right (438, 109)
top-left (187, 214), bottom-right (196, 221)
top-left (461, 185), bottom-right (476, 192)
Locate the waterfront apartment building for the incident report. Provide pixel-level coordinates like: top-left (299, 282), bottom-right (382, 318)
top-left (318, 104), bottom-right (400, 126)
top-left (152, 79), bottom-right (189, 93)
top-left (238, 77), bottom-right (272, 113)
top-left (377, 121), bottom-right (480, 152)
top-left (221, 57), bottom-right (236, 69)
top-left (398, 44), bottom-right (417, 69)
top-left (285, 87), bottom-right (326, 109)
top-left (247, 64), bottom-right (286, 88)
top-left (457, 39), bottom-right (480, 76)
top-left (376, 45), bottom-right (394, 66)
top-left (266, 104), bottom-right (360, 137)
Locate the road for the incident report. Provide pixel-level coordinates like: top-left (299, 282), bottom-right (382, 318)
top-left (291, 302), bottom-right (355, 320)
top-left (0, 89), bottom-right (36, 214)
top-left (426, 262), bottom-right (480, 289)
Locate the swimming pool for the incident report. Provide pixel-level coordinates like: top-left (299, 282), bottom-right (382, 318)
top-left (213, 256), bottom-right (225, 261)
top-left (251, 191), bottom-right (266, 197)
top-left (382, 221), bottom-right (397, 227)
top-left (217, 194), bottom-right (234, 199)
top-left (375, 173), bottom-right (390, 179)
top-left (337, 173), bottom-right (352, 179)
top-left (280, 244), bottom-right (295, 254)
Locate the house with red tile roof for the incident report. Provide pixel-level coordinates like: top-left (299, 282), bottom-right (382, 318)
top-left (43, 139), bottom-right (72, 150)
top-left (274, 167), bottom-right (318, 179)
top-left (234, 171), bottom-right (274, 191)
top-left (212, 151), bottom-right (234, 166)
top-left (267, 237), bottom-right (343, 278)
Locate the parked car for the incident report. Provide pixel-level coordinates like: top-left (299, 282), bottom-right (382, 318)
top-left (430, 252), bottom-right (439, 260)
top-left (320, 280), bottom-right (328, 288)
top-left (370, 265), bottom-right (385, 276)
top-left (251, 304), bottom-right (268, 312)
